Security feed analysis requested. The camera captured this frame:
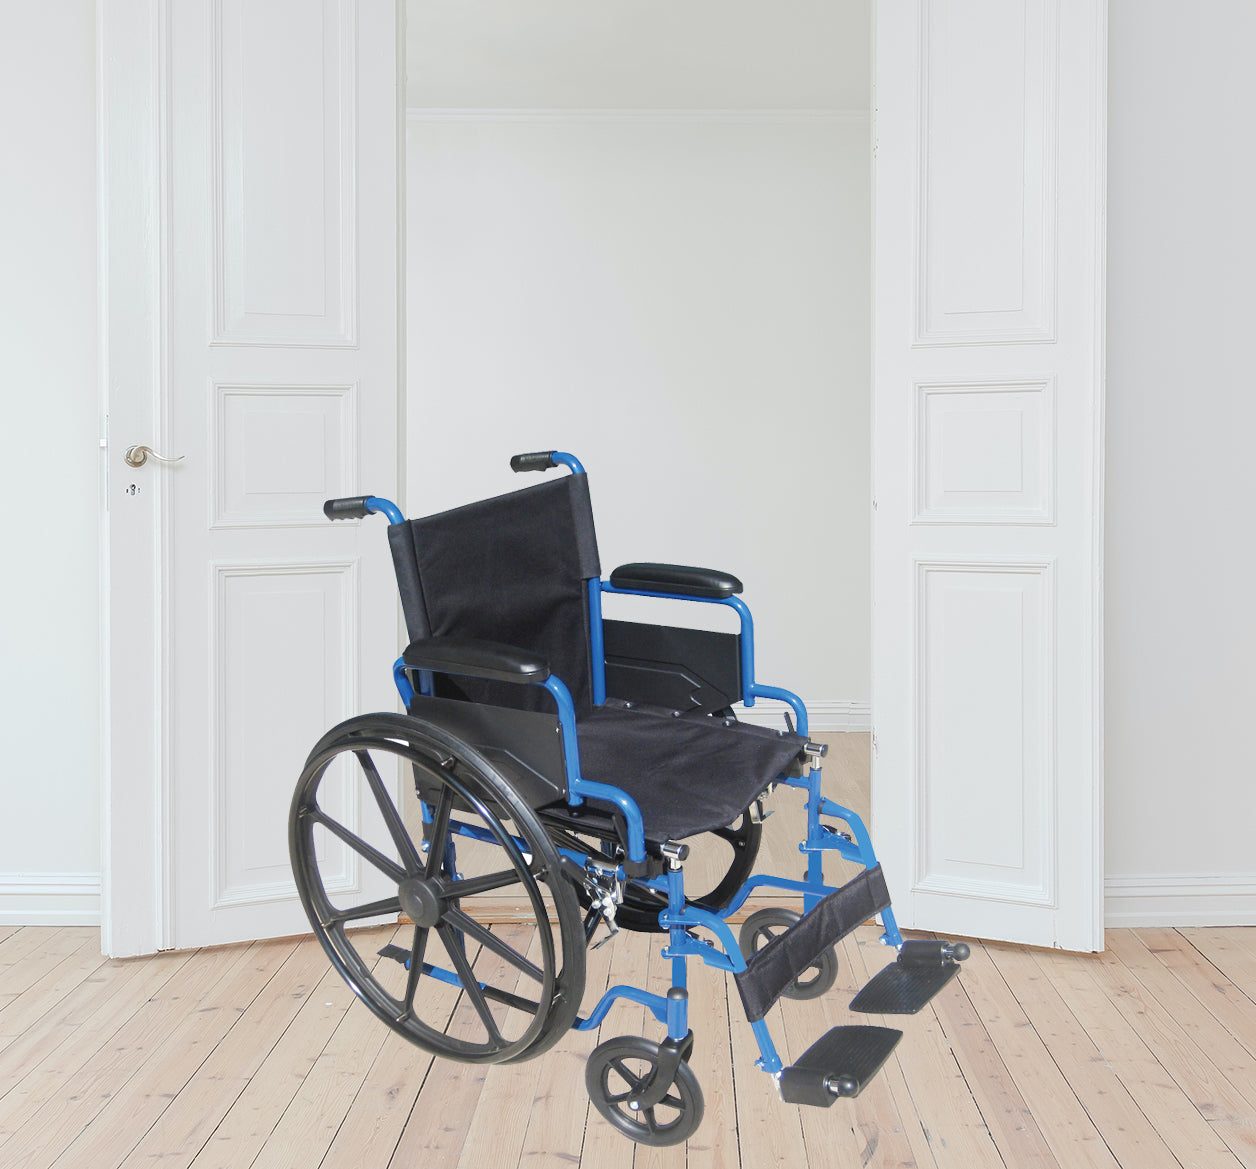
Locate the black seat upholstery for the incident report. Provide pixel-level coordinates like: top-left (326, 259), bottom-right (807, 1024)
top-left (387, 474), bottom-right (807, 843)
top-left (576, 699), bottom-right (803, 840)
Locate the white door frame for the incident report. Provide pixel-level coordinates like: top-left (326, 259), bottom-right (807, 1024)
top-left (99, 0), bottom-right (170, 958)
top-left (99, 0), bottom-right (407, 957)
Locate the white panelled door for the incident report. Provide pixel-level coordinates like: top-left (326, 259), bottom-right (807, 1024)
top-left (103, 0), bottom-right (402, 954)
top-left (872, 0), bottom-right (1105, 950)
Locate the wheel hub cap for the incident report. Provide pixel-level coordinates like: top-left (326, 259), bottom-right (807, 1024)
top-left (398, 877), bottom-right (443, 927)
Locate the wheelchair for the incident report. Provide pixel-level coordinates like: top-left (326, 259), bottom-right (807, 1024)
top-left (289, 451), bottom-right (968, 1146)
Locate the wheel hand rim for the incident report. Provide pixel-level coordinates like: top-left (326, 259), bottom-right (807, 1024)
top-left (290, 719), bottom-right (585, 1065)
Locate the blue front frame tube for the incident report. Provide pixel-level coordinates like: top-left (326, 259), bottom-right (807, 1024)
top-left (574, 871), bottom-right (784, 1077)
top-left (540, 675), bottom-right (582, 790)
top-left (665, 865), bottom-right (689, 1039)
top-left (656, 899), bottom-right (784, 1076)
top-left (804, 764), bottom-right (827, 913)
top-left (539, 674), bottom-right (648, 867)
top-left (779, 772), bottom-right (903, 946)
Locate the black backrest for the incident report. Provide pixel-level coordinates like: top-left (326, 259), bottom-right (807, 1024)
top-left (387, 475), bottom-right (601, 715)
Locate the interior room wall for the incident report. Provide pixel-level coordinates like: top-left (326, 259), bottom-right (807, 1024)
top-left (405, 2), bottom-right (873, 726)
top-left (0, 2), bottom-right (101, 923)
top-left (406, 0), bottom-right (870, 111)
top-left (1105, 0), bottom-right (1256, 924)
top-left (11, 0), bottom-right (1248, 931)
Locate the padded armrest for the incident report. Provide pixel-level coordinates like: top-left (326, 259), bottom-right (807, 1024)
top-left (402, 637), bottom-right (550, 685)
top-left (609, 562), bottom-right (743, 600)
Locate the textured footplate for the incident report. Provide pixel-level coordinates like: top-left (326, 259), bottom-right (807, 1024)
top-left (849, 958), bottom-right (960, 1014)
top-left (779, 1025), bottom-right (902, 1108)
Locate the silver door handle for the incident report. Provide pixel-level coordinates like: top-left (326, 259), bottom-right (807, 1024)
top-left (124, 444), bottom-right (185, 468)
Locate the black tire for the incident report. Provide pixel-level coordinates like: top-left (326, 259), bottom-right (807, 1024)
top-left (290, 712), bottom-right (585, 1065)
top-left (573, 812), bottom-right (762, 933)
top-left (738, 906), bottom-right (839, 1000)
top-left (586, 1036), bottom-right (704, 1146)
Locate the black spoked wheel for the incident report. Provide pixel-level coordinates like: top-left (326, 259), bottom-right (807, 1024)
top-left (290, 712), bottom-right (585, 1065)
top-left (573, 812), bottom-right (762, 934)
top-left (739, 907), bottom-right (838, 1000)
top-left (586, 1036), bottom-right (704, 1146)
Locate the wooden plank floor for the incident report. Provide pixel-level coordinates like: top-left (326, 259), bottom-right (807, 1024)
top-left (3, 730), bottom-right (1255, 1168)
top-left (4, 925), bottom-right (1256, 1167)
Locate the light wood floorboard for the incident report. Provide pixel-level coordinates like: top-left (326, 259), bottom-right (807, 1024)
top-left (4, 737), bottom-right (1254, 1168)
top-left (4, 924), bottom-right (1254, 1168)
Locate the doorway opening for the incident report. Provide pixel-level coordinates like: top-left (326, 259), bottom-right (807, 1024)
top-left (403, 1), bottom-right (875, 733)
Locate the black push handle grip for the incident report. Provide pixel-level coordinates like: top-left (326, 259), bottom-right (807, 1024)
top-left (323, 497), bottom-right (372, 520)
top-left (510, 451), bottom-right (557, 473)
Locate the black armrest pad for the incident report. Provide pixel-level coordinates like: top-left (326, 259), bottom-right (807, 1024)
top-left (402, 637), bottom-right (550, 685)
top-left (609, 562), bottom-right (743, 600)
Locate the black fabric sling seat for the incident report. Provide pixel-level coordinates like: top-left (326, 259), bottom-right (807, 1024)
top-left (387, 475), bottom-right (807, 843)
top-left (577, 699), bottom-right (805, 840)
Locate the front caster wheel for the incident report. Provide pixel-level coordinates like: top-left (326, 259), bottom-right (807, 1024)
top-left (739, 907), bottom-right (839, 1000)
top-left (586, 1036), bottom-right (704, 1146)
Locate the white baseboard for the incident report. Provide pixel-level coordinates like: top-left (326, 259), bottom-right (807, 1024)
top-left (732, 699), bottom-right (871, 734)
top-left (1105, 873), bottom-right (1256, 927)
top-left (0, 872), bottom-right (101, 926)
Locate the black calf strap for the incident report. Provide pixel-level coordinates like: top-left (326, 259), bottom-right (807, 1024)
top-left (735, 865), bottom-right (892, 1023)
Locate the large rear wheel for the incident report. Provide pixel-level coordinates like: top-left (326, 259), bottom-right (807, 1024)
top-left (290, 712), bottom-right (586, 1064)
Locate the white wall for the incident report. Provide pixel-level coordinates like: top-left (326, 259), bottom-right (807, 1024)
top-left (405, 1), bottom-right (873, 725)
top-left (406, 113), bottom-right (872, 720)
top-left (0, 2), bottom-right (101, 922)
top-left (1105, 1), bottom-right (1256, 925)
top-left (10, 1), bottom-right (1248, 931)
top-left (407, 0), bottom-right (870, 111)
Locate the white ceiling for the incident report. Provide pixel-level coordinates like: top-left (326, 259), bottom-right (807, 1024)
top-left (406, 1), bottom-right (870, 111)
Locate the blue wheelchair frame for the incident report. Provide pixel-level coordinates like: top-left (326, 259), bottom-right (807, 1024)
top-left (370, 452), bottom-right (902, 1079)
